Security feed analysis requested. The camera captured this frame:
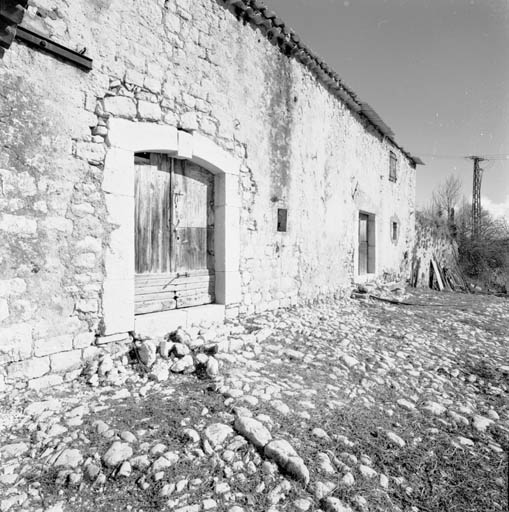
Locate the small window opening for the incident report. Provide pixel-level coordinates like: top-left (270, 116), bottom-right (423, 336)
top-left (389, 151), bottom-right (397, 182)
top-left (392, 221), bottom-right (398, 242)
top-left (277, 209), bottom-right (287, 232)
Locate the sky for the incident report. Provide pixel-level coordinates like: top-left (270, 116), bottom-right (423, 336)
top-left (267, 0), bottom-right (509, 219)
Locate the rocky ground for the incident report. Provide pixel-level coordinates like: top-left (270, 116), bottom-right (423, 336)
top-left (0, 289), bottom-right (508, 512)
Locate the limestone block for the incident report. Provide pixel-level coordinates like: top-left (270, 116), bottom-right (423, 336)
top-left (95, 332), bottom-right (129, 345)
top-left (40, 217), bottom-right (73, 234)
top-left (7, 357), bottom-right (50, 379)
top-left (125, 69), bottom-right (145, 87)
top-left (73, 332), bottom-right (95, 349)
top-left (50, 350), bottom-right (82, 373)
top-left (180, 111), bottom-right (198, 132)
top-left (0, 214), bottom-right (37, 235)
top-left (215, 205), bottom-right (240, 272)
top-left (192, 133), bottom-right (240, 176)
top-left (137, 100), bottom-right (162, 121)
top-left (108, 118), bottom-right (178, 154)
top-left (0, 324), bottom-right (33, 363)
top-left (105, 194), bottom-right (134, 279)
top-left (177, 130), bottom-right (193, 159)
top-left (28, 374), bottom-right (63, 390)
top-left (144, 77), bottom-right (161, 93)
top-left (102, 278), bottom-right (135, 335)
top-left (103, 147), bottom-right (134, 197)
top-left (34, 335), bottom-right (74, 357)
top-left (0, 278), bottom-right (27, 297)
top-left (0, 300), bottom-right (9, 321)
top-left (75, 142), bottom-right (106, 164)
top-left (75, 236), bottom-right (102, 254)
top-left (216, 271), bottom-right (241, 305)
top-left (214, 173), bottom-right (241, 208)
top-left (74, 253), bottom-right (96, 269)
top-left (103, 96), bottom-right (137, 119)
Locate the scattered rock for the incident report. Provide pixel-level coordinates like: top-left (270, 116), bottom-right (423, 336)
top-left (341, 354), bottom-right (359, 368)
top-left (323, 497), bottom-right (353, 512)
top-left (312, 427), bottom-right (330, 440)
top-left (359, 465), bottom-right (377, 479)
top-left (152, 452), bottom-right (179, 472)
top-left (396, 398), bottom-right (415, 411)
top-left (386, 431), bottom-right (406, 448)
top-left (313, 480), bottom-right (336, 500)
top-left (102, 442), bottom-right (133, 467)
top-left (340, 473), bottom-right (355, 486)
top-left (422, 401), bottom-right (446, 416)
top-left (234, 416), bottom-right (272, 448)
top-left (203, 423), bottom-right (234, 448)
top-left (206, 357), bottom-right (219, 377)
top-left (25, 399), bottom-right (61, 416)
top-left (173, 342), bottom-right (191, 358)
top-left (0, 442), bottom-right (29, 459)
top-left (130, 455), bottom-right (150, 470)
top-left (293, 498), bottom-right (312, 511)
top-left (316, 452), bottom-right (336, 475)
top-left (472, 415), bottom-right (494, 433)
top-left (120, 431), bottom-right (137, 443)
top-left (117, 461), bottom-right (132, 477)
top-left (159, 340), bottom-right (172, 358)
top-left (149, 360), bottom-right (170, 382)
top-left (264, 440), bottom-right (309, 484)
top-left (138, 340), bottom-right (157, 367)
top-left (54, 449), bottom-right (83, 469)
top-left (171, 355), bottom-right (194, 373)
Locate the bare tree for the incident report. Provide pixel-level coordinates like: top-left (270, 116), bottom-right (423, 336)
top-left (432, 174), bottom-right (462, 221)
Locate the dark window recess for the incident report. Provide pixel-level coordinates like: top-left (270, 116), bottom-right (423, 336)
top-left (392, 221), bottom-right (398, 241)
top-left (277, 209), bottom-right (288, 232)
top-left (389, 151), bottom-right (397, 182)
top-left (15, 25), bottom-right (92, 70)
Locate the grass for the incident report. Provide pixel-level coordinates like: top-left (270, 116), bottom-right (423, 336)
top-left (275, 389), bottom-right (508, 512)
top-left (31, 374), bottom-right (283, 512)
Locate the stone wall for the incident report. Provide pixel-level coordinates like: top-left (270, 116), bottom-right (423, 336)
top-left (0, 0), bottom-right (417, 386)
top-left (411, 214), bottom-right (458, 287)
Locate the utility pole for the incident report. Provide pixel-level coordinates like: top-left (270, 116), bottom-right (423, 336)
top-left (469, 156), bottom-right (485, 240)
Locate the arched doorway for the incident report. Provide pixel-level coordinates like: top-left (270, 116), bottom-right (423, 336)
top-left (101, 120), bottom-right (241, 337)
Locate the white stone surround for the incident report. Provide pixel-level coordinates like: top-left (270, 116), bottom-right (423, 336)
top-left (102, 119), bottom-right (241, 336)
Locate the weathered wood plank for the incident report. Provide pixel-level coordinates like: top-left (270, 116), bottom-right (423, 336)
top-left (136, 280), bottom-right (214, 298)
top-left (135, 298), bottom-right (177, 315)
top-left (135, 271), bottom-right (214, 284)
top-left (172, 160), bottom-right (214, 274)
top-left (177, 294), bottom-right (214, 308)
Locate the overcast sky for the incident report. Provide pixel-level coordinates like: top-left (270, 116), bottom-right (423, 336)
top-left (267, 0), bottom-right (509, 219)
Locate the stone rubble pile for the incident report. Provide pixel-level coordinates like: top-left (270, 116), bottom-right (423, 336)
top-left (81, 324), bottom-right (273, 389)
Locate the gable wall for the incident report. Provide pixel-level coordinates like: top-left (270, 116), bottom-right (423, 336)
top-left (0, 0), bottom-right (416, 386)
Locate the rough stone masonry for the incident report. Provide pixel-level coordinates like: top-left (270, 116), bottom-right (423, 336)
top-left (0, 0), bottom-right (419, 387)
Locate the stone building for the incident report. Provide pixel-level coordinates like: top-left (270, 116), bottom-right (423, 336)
top-left (0, 0), bottom-right (422, 387)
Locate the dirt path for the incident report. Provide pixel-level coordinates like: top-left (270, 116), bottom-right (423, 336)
top-left (1, 290), bottom-right (508, 512)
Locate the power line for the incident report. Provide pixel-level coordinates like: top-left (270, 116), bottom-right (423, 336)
top-left (415, 153), bottom-right (509, 161)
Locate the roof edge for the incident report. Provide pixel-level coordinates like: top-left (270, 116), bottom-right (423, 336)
top-left (222, 0), bottom-right (422, 166)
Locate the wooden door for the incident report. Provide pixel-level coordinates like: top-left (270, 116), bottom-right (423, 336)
top-left (134, 154), bottom-right (215, 315)
top-left (358, 213), bottom-right (368, 275)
